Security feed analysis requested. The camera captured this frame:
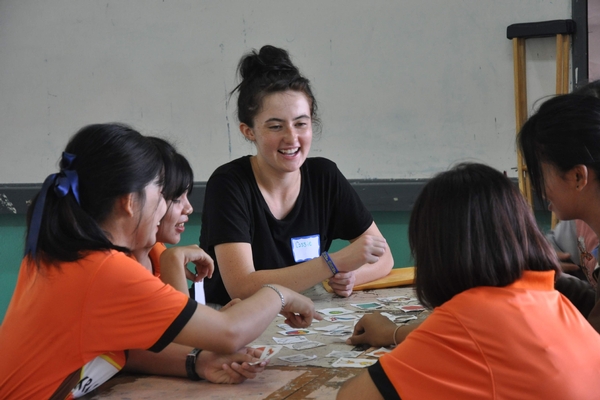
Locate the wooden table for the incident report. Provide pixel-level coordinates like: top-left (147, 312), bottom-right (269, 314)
top-left (86, 284), bottom-right (427, 400)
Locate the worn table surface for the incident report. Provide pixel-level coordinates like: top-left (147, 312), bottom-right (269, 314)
top-left (86, 284), bottom-right (427, 399)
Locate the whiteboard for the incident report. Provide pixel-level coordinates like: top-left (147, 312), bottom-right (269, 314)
top-left (0, 0), bottom-right (571, 183)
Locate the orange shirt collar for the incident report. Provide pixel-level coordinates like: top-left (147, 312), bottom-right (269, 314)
top-left (506, 270), bottom-right (555, 291)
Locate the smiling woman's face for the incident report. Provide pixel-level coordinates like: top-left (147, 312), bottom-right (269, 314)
top-left (242, 90), bottom-right (313, 177)
top-left (157, 192), bottom-right (193, 245)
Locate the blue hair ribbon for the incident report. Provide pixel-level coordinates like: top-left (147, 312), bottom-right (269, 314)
top-left (24, 152), bottom-right (80, 257)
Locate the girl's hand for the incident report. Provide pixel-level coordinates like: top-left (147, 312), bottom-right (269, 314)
top-left (345, 313), bottom-right (397, 347)
top-left (328, 271), bottom-right (356, 297)
top-left (196, 347), bottom-right (267, 384)
top-left (161, 245), bottom-right (214, 282)
top-left (273, 285), bottom-right (322, 328)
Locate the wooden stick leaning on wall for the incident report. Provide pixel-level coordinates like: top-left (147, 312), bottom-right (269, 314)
top-left (507, 19), bottom-right (575, 227)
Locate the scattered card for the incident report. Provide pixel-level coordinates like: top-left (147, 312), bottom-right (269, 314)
top-left (317, 307), bottom-right (355, 316)
top-left (278, 354), bottom-right (318, 363)
top-left (322, 328), bottom-right (353, 336)
top-left (365, 347), bottom-right (392, 358)
top-left (284, 341), bottom-right (326, 350)
top-left (314, 323), bottom-right (347, 332)
top-left (381, 312), bottom-right (418, 323)
top-left (394, 315), bottom-right (418, 323)
top-left (325, 350), bottom-right (363, 358)
top-left (351, 302), bottom-right (384, 310)
top-left (331, 358), bottom-right (377, 368)
top-left (277, 329), bottom-right (318, 336)
top-left (377, 296), bottom-right (409, 304)
top-left (399, 304), bottom-right (426, 312)
top-left (272, 336), bottom-right (308, 345)
top-left (322, 315), bottom-right (358, 322)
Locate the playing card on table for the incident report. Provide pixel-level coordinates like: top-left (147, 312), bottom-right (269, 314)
top-left (277, 329), bottom-right (318, 336)
top-left (399, 304), bottom-right (426, 312)
top-left (317, 307), bottom-right (355, 316)
top-left (322, 315), bottom-right (358, 322)
top-left (278, 354), bottom-right (318, 363)
top-left (350, 302), bottom-right (384, 311)
top-left (331, 358), bottom-right (377, 368)
top-left (394, 314), bottom-right (418, 323)
top-left (325, 350), bottom-right (363, 358)
top-left (365, 347), bottom-right (392, 358)
top-left (284, 341), bottom-right (326, 350)
top-left (272, 336), bottom-right (308, 345)
top-left (322, 327), bottom-right (353, 336)
top-left (313, 323), bottom-right (346, 332)
top-left (377, 295), bottom-right (409, 304)
top-left (381, 312), bottom-right (418, 323)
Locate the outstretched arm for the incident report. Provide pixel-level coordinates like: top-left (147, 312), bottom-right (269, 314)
top-left (125, 345), bottom-right (266, 384)
top-left (174, 284), bottom-right (320, 354)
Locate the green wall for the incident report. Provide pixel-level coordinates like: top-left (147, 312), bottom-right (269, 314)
top-left (0, 210), bottom-right (551, 322)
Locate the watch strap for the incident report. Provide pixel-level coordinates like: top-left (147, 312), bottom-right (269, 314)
top-left (186, 348), bottom-right (202, 381)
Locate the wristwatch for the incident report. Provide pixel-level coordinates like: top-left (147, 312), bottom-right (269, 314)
top-left (186, 348), bottom-right (202, 381)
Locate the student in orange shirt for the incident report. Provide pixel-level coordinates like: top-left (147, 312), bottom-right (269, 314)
top-left (0, 123), bottom-right (319, 399)
top-left (133, 137), bottom-right (197, 285)
top-left (338, 163), bottom-right (600, 400)
top-left (518, 81), bottom-right (600, 333)
top-left (120, 136), bottom-right (258, 388)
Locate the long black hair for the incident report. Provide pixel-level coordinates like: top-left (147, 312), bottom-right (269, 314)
top-left (409, 163), bottom-right (559, 309)
top-left (148, 137), bottom-right (194, 202)
top-left (518, 90), bottom-right (600, 203)
top-left (25, 123), bottom-right (164, 267)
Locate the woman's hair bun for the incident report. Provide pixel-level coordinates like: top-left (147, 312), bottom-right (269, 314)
top-left (238, 45), bottom-right (299, 80)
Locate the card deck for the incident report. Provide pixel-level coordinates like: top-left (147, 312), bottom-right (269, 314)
top-left (248, 345), bottom-right (282, 365)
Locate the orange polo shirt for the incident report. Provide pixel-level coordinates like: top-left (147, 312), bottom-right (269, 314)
top-left (373, 270), bottom-right (600, 399)
top-left (0, 250), bottom-right (195, 400)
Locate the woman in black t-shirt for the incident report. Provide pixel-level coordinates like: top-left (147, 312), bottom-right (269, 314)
top-left (200, 45), bottom-right (394, 305)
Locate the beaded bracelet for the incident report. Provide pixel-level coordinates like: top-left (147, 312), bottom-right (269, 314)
top-left (263, 284), bottom-right (285, 312)
top-left (321, 251), bottom-right (339, 276)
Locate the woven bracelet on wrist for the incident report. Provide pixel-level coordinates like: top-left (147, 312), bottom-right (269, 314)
top-left (321, 251), bottom-right (339, 275)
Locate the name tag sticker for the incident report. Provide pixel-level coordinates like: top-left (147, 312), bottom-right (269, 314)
top-left (291, 235), bottom-right (320, 262)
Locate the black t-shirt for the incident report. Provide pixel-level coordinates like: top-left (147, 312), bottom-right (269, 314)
top-left (200, 156), bottom-right (373, 305)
